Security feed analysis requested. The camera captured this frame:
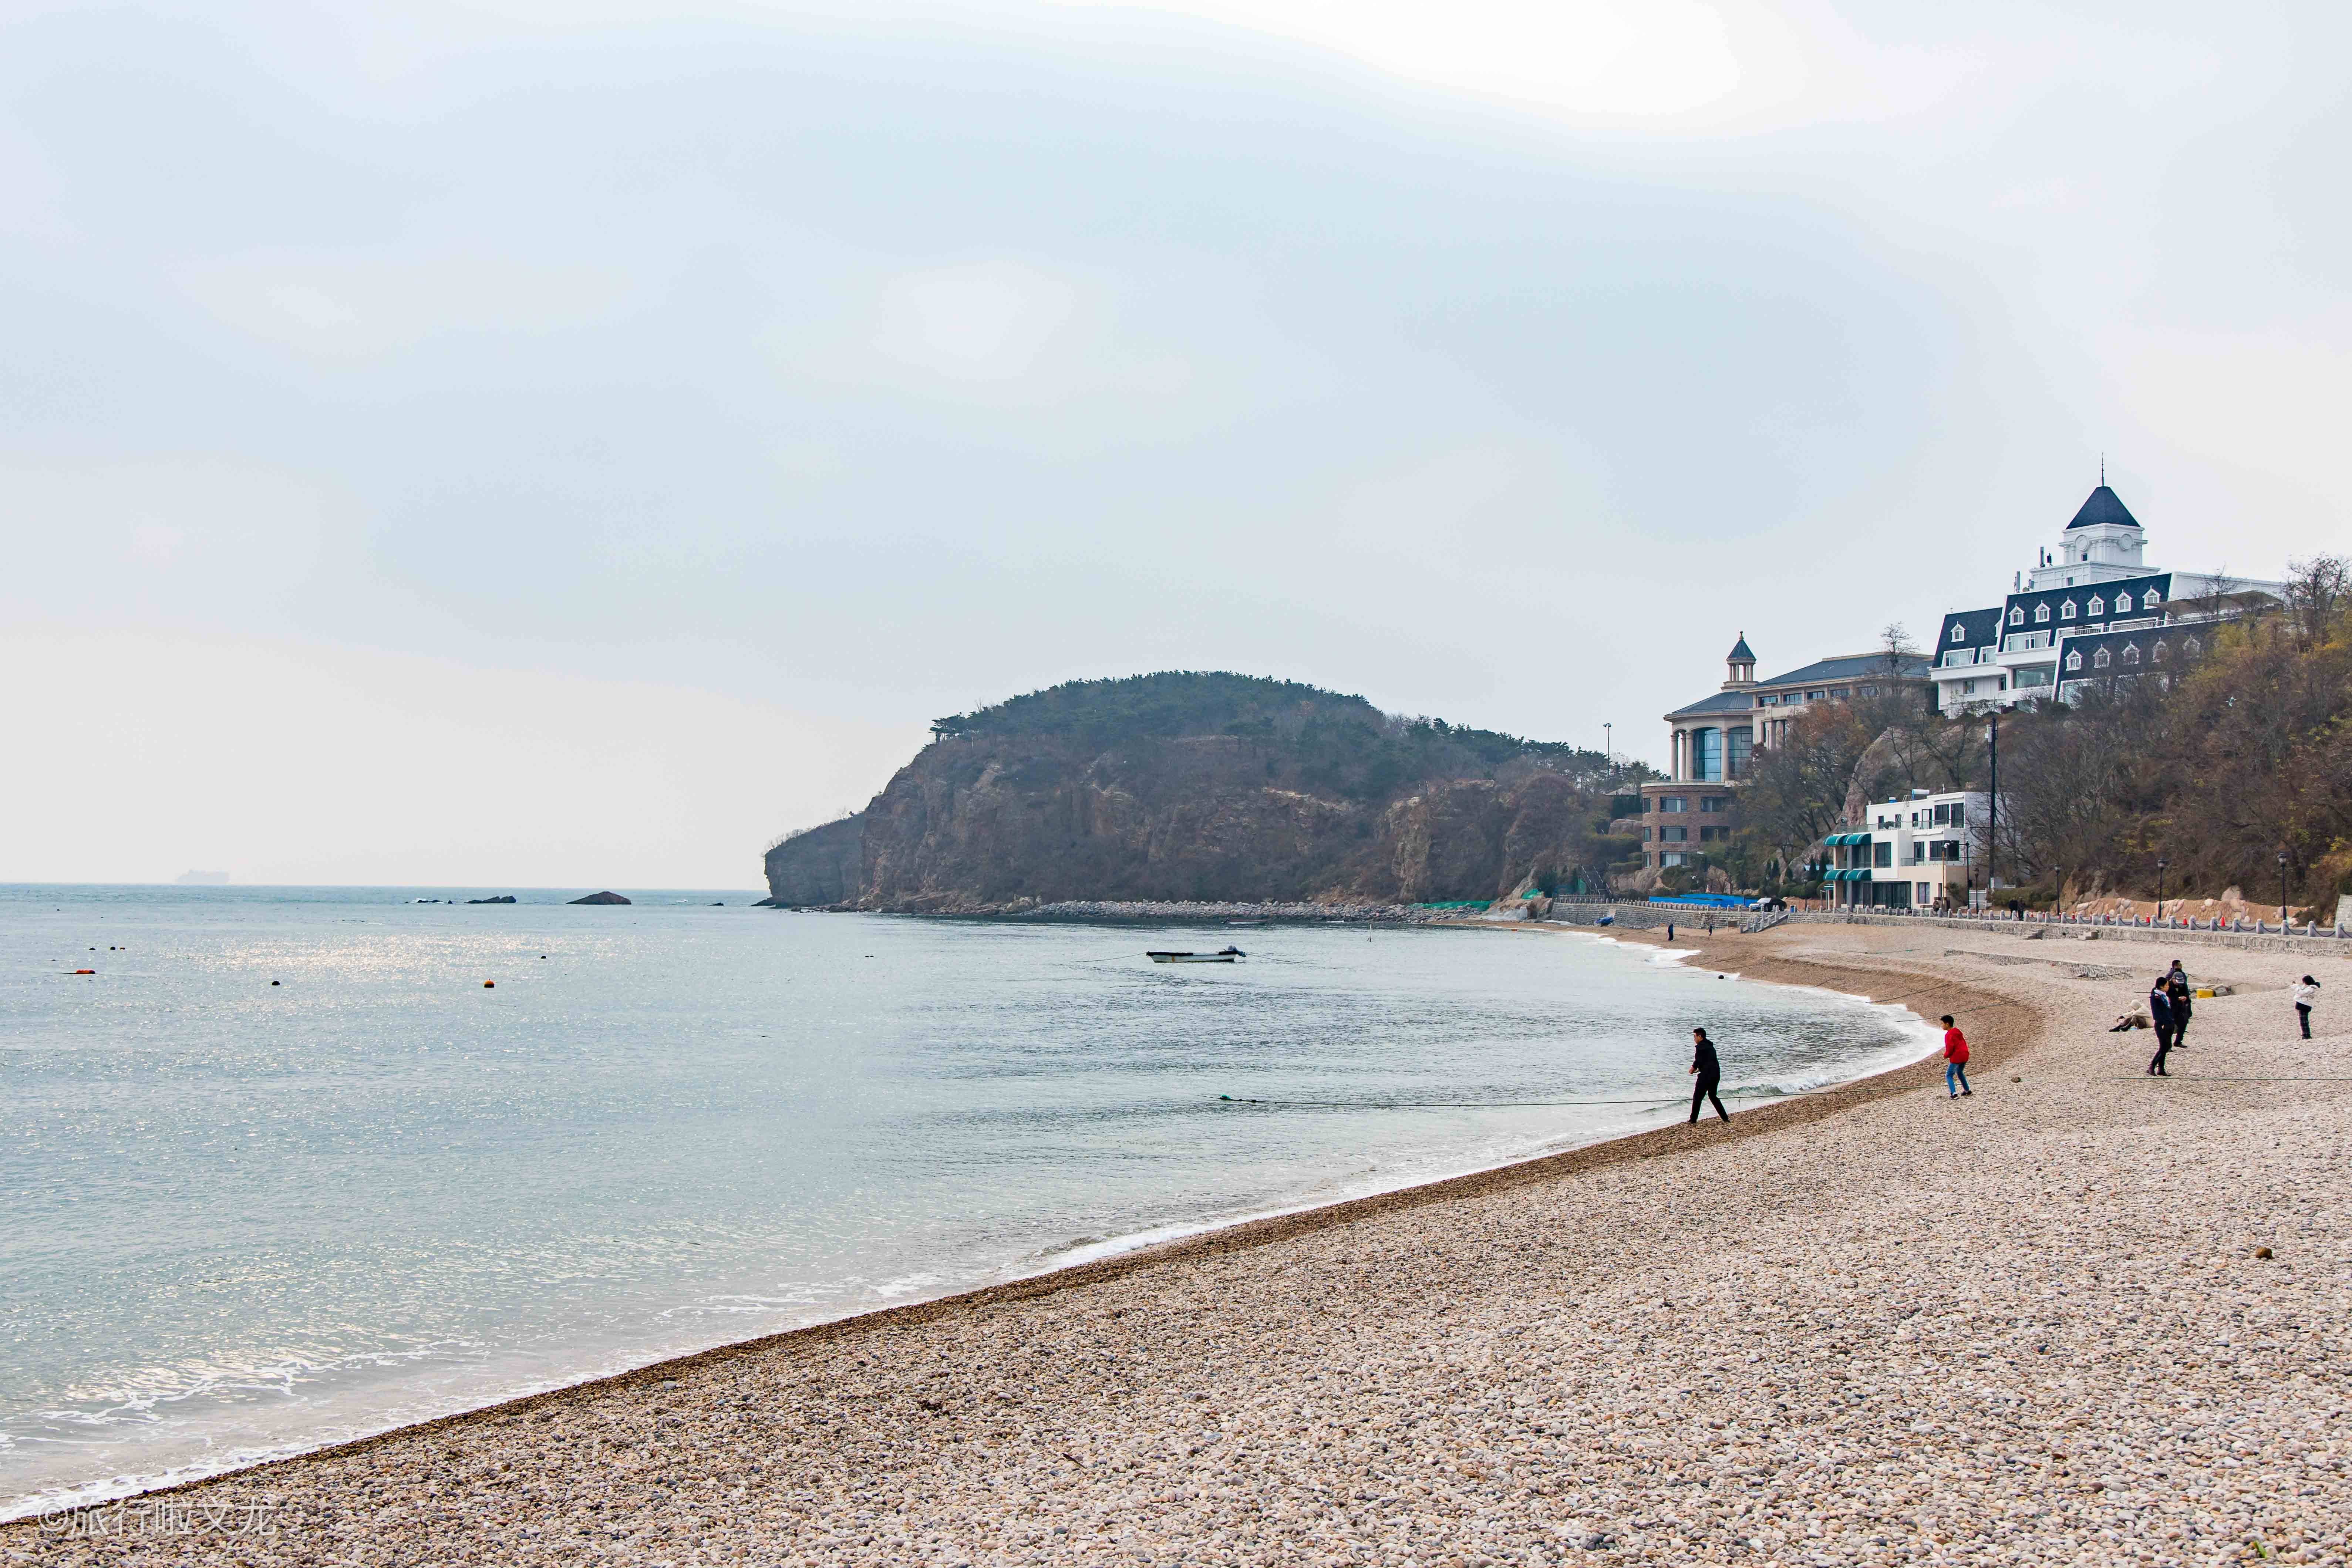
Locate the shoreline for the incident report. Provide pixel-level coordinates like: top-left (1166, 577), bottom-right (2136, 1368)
top-left (1, 922), bottom-right (1971, 1528)
top-left (26, 920), bottom-right (2350, 1563)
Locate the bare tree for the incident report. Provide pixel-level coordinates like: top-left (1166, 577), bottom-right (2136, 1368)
top-left (2285, 555), bottom-right (2351, 651)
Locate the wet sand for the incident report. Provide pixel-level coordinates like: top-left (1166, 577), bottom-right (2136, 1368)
top-left (11, 921), bottom-right (2351, 1565)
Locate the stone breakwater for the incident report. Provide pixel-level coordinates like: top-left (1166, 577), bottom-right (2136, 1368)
top-left (15, 924), bottom-right (2352, 1566)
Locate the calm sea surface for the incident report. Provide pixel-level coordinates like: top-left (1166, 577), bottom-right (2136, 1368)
top-left (0, 885), bottom-right (1933, 1515)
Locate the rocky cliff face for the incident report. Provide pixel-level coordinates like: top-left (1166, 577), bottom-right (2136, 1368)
top-left (762, 815), bottom-right (864, 907)
top-left (763, 674), bottom-right (1630, 912)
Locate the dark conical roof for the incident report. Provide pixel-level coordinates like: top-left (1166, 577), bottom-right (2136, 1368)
top-left (2065, 485), bottom-right (2142, 531)
top-left (1727, 634), bottom-right (1755, 662)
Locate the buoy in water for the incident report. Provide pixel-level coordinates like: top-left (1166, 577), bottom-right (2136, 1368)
top-left (270, 980), bottom-right (281, 986)
top-left (483, 980), bottom-right (496, 988)
top-left (73, 969), bottom-right (95, 975)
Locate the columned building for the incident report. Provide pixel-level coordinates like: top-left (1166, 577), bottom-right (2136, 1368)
top-left (1636, 638), bottom-right (1930, 871)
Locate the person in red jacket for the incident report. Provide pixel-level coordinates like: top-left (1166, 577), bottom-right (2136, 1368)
top-left (1941, 1014), bottom-right (1972, 1098)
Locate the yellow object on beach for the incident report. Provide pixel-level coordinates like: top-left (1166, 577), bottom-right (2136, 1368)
top-left (2195, 988), bottom-right (2215, 999)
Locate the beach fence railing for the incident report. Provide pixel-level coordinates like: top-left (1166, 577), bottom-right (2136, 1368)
top-left (1785, 906), bottom-right (2349, 955)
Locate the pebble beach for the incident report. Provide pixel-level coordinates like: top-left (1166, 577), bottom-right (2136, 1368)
top-left (12, 921), bottom-right (2349, 1567)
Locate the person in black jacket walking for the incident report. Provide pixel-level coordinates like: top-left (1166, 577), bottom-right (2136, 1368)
top-left (1688, 1028), bottom-right (1729, 1123)
top-left (2147, 975), bottom-right (2177, 1076)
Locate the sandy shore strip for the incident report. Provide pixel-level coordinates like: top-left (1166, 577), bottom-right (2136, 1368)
top-left (12, 922), bottom-right (2352, 1566)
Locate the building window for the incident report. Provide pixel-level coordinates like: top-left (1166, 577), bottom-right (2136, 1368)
top-left (2122, 643), bottom-right (2142, 665)
top-left (2009, 607), bottom-right (2024, 625)
top-left (1640, 827), bottom-right (1652, 840)
top-left (1660, 796), bottom-right (1686, 812)
top-left (2065, 649), bottom-right (2083, 671)
top-left (1661, 852), bottom-right (1685, 867)
top-left (1806, 689), bottom-right (1826, 701)
top-left (1692, 728), bottom-right (1723, 781)
top-left (2152, 641), bottom-right (2170, 663)
top-left (1661, 826), bottom-right (1687, 843)
top-left (1700, 796), bottom-right (1728, 813)
top-left (1950, 624), bottom-right (1965, 642)
top-left (2184, 636), bottom-right (2201, 655)
top-left (2035, 604), bottom-right (2051, 623)
top-left (1917, 882), bottom-right (1933, 904)
top-left (2093, 647), bottom-right (2112, 668)
top-left (2144, 589), bottom-right (2161, 608)
top-left (1699, 826), bottom-right (1729, 842)
top-left (1726, 728), bottom-right (1752, 779)
top-left (1872, 841), bottom-right (1892, 868)
top-left (2088, 594), bottom-right (2105, 616)
top-left (2060, 599), bottom-right (2078, 619)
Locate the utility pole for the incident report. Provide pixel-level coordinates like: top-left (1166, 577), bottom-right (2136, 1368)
top-left (1603, 723), bottom-right (1613, 769)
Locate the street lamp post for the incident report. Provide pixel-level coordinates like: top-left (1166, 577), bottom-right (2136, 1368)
top-left (2156, 859), bottom-right (2167, 925)
top-left (1985, 712), bottom-right (1999, 903)
top-left (2279, 852), bottom-right (2291, 930)
top-left (1603, 723), bottom-right (1612, 768)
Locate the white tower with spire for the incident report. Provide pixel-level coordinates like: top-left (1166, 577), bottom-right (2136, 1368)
top-left (2025, 467), bottom-right (2149, 590)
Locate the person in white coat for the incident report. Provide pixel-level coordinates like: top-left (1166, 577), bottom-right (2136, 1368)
top-left (2294, 976), bottom-right (2320, 1040)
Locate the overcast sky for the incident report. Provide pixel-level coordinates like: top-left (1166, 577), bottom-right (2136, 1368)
top-left (4, 0), bottom-right (2345, 887)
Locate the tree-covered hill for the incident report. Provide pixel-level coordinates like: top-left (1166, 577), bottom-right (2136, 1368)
top-left (771, 671), bottom-right (1650, 910)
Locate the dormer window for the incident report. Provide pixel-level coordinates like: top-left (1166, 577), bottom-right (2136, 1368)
top-left (2087, 594), bottom-right (2105, 616)
top-left (2184, 636), bottom-right (2202, 655)
top-left (2060, 599), bottom-right (2078, 619)
top-left (2009, 607), bottom-right (2024, 625)
top-left (1950, 624), bottom-right (1965, 643)
top-left (2143, 589), bottom-right (2161, 608)
top-left (2122, 643), bottom-right (2141, 665)
top-left (2065, 649), bottom-right (2083, 671)
top-left (2093, 647), bottom-right (2112, 669)
top-left (2152, 641), bottom-right (2170, 663)
top-left (2034, 604), bottom-right (2051, 623)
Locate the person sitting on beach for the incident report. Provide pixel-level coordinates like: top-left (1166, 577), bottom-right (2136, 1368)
top-left (2147, 976), bottom-right (2177, 1076)
top-left (2294, 975), bottom-right (2320, 1040)
top-left (1941, 1015), bottom-right (1972, 1098)
top-left (1687, 1027), bottom-right (1729, 1124)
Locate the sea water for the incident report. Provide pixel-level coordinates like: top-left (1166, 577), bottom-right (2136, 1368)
top-left (0, 885), bottom-right (1934, 1515)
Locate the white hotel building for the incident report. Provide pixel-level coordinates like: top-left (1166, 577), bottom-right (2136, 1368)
top-left (1929, 483), bottom-right (2283, 715)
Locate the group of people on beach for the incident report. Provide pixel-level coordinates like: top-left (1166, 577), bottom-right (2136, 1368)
top-left (1683, 951), bottom-right (2326, 1121)
top-left (2143, 959), bottom-right (2320, 1075)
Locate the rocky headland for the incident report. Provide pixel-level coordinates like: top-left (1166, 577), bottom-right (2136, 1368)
top-left (764, 673), bottom-right (1639, 913)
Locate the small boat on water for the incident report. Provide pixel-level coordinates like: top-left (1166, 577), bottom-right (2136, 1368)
top-left (1146, 947), bottom-right (1246, 964)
